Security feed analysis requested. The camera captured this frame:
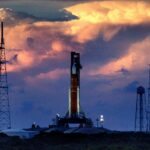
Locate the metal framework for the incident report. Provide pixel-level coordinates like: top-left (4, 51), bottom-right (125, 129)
top-left (146, 65), bottom-right (150, 132)
top-left (0, 22), bottom-right (11, 129)
top-left (135, 86), bottom-right (146, 132)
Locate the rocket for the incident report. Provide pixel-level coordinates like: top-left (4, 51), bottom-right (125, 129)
top-left (69, 52), bottom-right (82, 118)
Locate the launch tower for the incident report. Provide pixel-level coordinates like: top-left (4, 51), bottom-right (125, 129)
top-left (0, 22), bottom-right (11, 129)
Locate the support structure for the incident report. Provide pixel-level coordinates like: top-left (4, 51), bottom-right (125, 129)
top-left (146, 65), bottom-right (150, 132)
top-left (57, 52), bottom-right (93, 127)
top-left (135, 86), bottom-right (146, 132)
top-left (0, 22), bottom-right (11, 130)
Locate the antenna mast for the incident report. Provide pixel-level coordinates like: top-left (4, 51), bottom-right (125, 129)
top-left (0, 22), bottom-right (11, 129)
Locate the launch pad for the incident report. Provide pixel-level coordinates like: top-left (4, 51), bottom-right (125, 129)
top-left (57, 52), bottom-right (93, 127)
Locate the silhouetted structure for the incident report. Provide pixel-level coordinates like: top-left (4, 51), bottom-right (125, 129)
top-left (146, 65), bottom-right (150, 132)
top-left (0, 22), bottom-right (11, 129)
top-left (57, 52), bottom-right (93, 127)
top-left (135, 86), bottom-right (146, 132)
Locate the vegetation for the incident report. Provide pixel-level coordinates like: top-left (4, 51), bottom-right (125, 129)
top-left (0, 132), bottom-right (150, 150)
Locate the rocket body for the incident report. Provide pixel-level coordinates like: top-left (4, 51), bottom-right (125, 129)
top-left (69, 52), bottom-right (82, 118)
top-left (70, 75), bottom-right (78, 114)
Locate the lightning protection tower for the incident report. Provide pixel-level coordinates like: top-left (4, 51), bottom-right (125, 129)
top-left (135, 86), bottom-right (146, 132)
top-left (0, 22), bottom-right (11, 129)
top-left (146, 65), bottom-right (150, 132)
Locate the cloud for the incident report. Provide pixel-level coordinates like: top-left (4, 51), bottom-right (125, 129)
top-left (36, 68), bottom-right (68, 80)
top-left (0, 7), bottom-right (78, 26)
top-left (7, 50), bottom-right (36, 72)
top-left (64, 1), bottom-right (150, 43)
top-left (1, 1), bottom-right (150, 81)
top-left (26, 68), bottom-right (68, 85)
top-left (91, 36), bottom-right (150, 76)
top-left (4, 21), bottom-right (83, 72)
top-left (66, 1), bottom-right (150, 24)
top-left (0, 8), bottom-right (38, 25)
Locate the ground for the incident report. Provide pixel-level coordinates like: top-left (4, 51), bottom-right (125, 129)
top-left (0, 132), bottom-right (150, 150)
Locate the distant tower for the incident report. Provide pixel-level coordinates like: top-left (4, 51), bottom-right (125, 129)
top-left (0, 22), bottom-right (11, 129)
top-left (146, 65), bottom-right (150, 132)
top-left (135, 86), bottom-right (146, 132)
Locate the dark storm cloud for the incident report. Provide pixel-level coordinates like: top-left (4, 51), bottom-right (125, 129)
top-left (0, 0), bottom-right (80, 21)
top-left (0, 8), bottom-right (78, 26)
